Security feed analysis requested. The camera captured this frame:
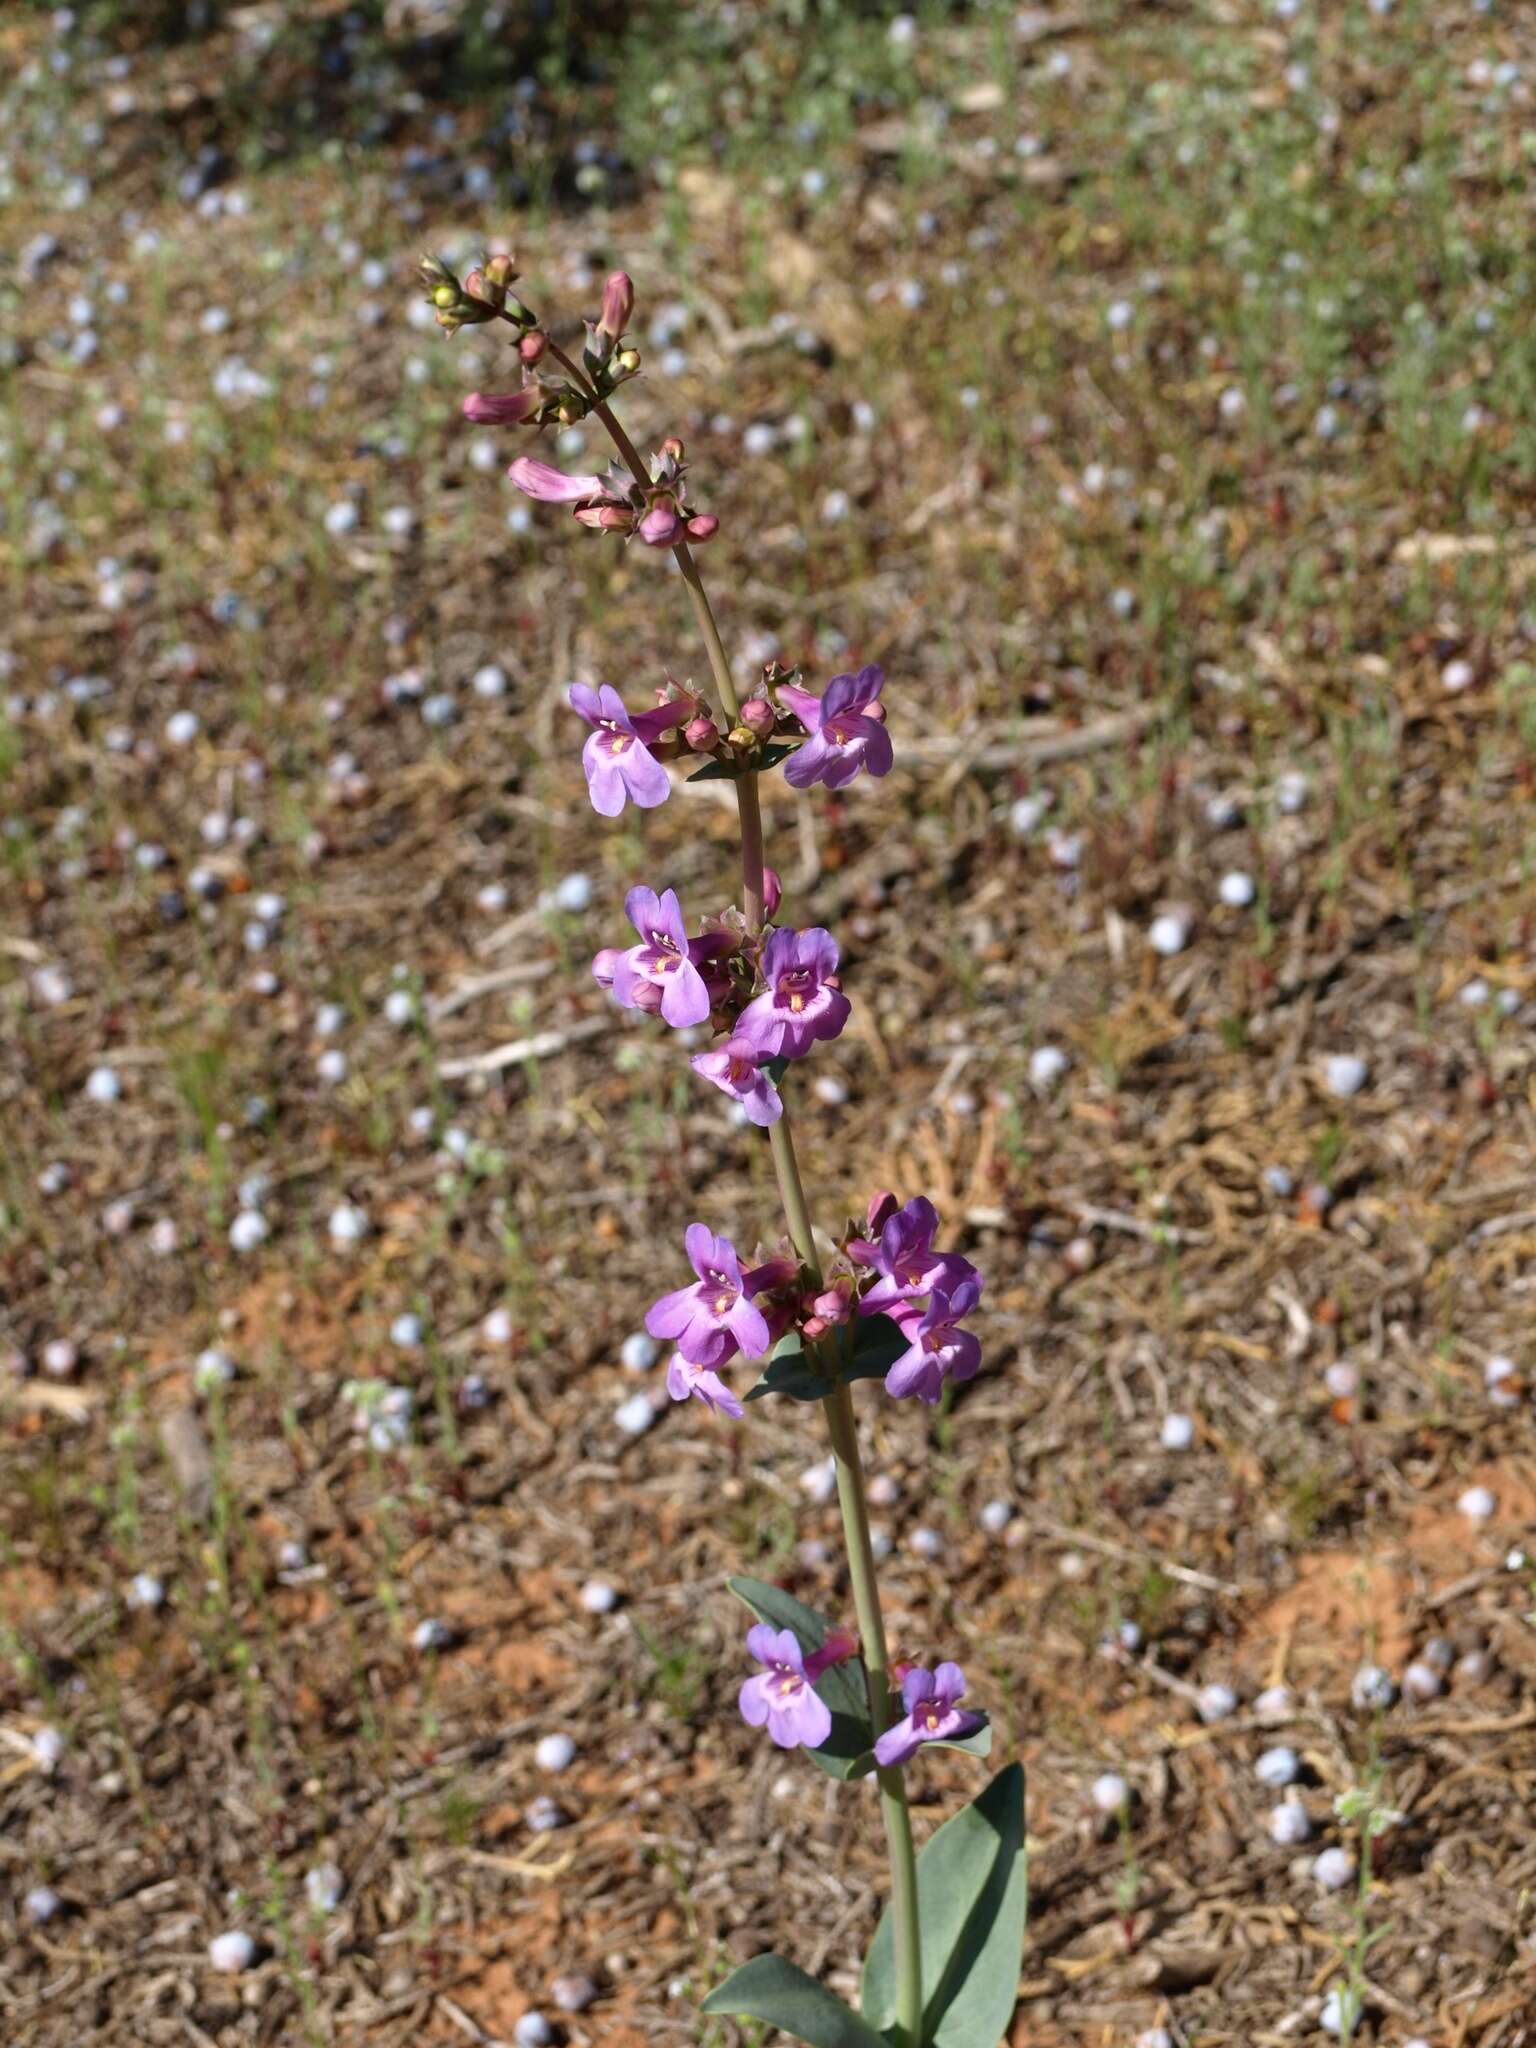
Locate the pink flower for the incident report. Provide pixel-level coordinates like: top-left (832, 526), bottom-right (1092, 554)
top-left (507, 456), bottom-right (608, 503)
top-left (873, 1663), bottom-right (983, 1767)
top-left (463, 389), bottom-right (546, 426)
top-left (597, 270), bottom-right (634, 339)
top-left (646, 1224), bottom-right (772, 1366)
top-left (736, 927), bottom-right (850, 1059)
top-left (690, 1034), bottom-right (784, 1126)
top-left (568, 683), bottom-right (689, 816)
top-left (739, 1626), bottom-right (834, 1750)
top-left (884, 1275), bottom-right (984, 1405)
top-left (608, 886), bottom-right (712, 1028)
top-left (665, 1352), bottom-right (743, 1418)
top-left (780, 665), bottom-right (893, 790)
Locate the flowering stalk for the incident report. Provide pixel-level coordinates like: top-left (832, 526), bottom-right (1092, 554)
top-left (420, 250), bottom-right (1024, 2048)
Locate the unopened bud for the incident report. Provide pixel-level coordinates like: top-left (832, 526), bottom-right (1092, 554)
top-left (684, 714), bottom-right (720, 753)
top-left (762, 867), bottom-right (783, 918)
top-left (615, 347), bottom-right (641, 373)
top-left (866, 1191), bottom-right (899, 1234)
top-left (727, 724), bottom-right (758, 753)
top-left (660, 436), bottom-right (685, 462)
top-left (557, 399), bottom-right (582, 427)
top-left (801, 1314), bottom-right (830, 1342)
top-left (738, 697), bottom-right (775, 738)
top-left (638, 499), bottom-right (684, 547)
top-left (518, 329), bottom-right (548, 364)
top-left (863, 698), bottom-right (887, 722)
top-left (811, 1287), bottom-right (851, 1326)
top-left (432, 283), bottom-right (459, 310)
top-left (685, 513), bottom-right (719, 543)
top-left (598, 269), bottom-right (635, 338)
top-left (482, 252), bottom-right (518, 292)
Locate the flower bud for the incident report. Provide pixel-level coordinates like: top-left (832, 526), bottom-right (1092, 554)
top-left (591, 948), bottom-right (620, 990)
top-left (811, 1286), bottom-right (852, 1327)
top-left (738, 697), bottom-right (775, 738)
top-left (638, 499), bottom-right (684, 547)
top-left (432, 283), bottom-right (459, 310)
top-left (518, 329), bottom-right (548, 364)
top-left (660, 436), bottom-right (685, 462)
top-left (684, 714), bottom-right (720, 753)
top-left (464, 267), bottom-right (503, 310)
top-left (866, 1191), bottom-right (899, 1234)
top-left (727, 724), bottom-right (758, 752)
top-left (863, 698), bottom-right (887, 722)
top-left (482, 251), bottom-right (518, 293)
top-left (556, 399), bottom-right (583, 427)
top-left (598, 270), bottom-right (634, 338)
top-left (573, 504), bottom-right (634, 532)
top-left (685, 513), bottom-right (719, 543)
top-left (463, 388), bottom-right (543, 426)
top-left (801, 1314), bottom-right (830, 1341)
top-left (615, 348), bottom-right (642, 373)
top-left (762, 867), bottom-right (783, 918)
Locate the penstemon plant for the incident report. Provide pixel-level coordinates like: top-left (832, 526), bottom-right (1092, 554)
top-left (418, 250), bottom-right (1027, 2048)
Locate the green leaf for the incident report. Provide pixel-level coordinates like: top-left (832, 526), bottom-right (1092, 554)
top-left (727, 1576), bottom-right (876, 1781)
top-left (861, 1763), bottom-right (1027, 2048)
top-left (685, 743), bottom-right (795, 783)
top-left (744, 1333), bottom-right (835, 1404)
top-left (935, 1718), bottom-right (993, 1760)
top-left (702, 1954), bottom-right (890, 2048)
top-left (848, 1313), bottom-right (908, 1378)
top-left (763, 1055), bottom-right (791, 1085)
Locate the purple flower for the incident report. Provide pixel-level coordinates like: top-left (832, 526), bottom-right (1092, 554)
top-left (463, 388), bottom-right (547, 426)
top-left (568, 684), bottom-right (689, 816)
top-left (645, 1223), bottom-right (772, 1366)
top-left (779, 666), bottom-right (893, 790)
top-left (850, 1196), bottom-right (977, 1314)
top-left (884, 1274), bottom-right (983, 1405)
top-left (666, 1352), bottom-right (744, 1419)
top-left (609, 887), bottom-right (712, 1028)
top-left (738, 1625), bottom-right (833, 1750)
top-left (690, 1035), bottom-right (783, 1126)
top-left (873, 1662), bottom-right (983, 1768)
top-left (736, 927), bottom-right (850, 1059)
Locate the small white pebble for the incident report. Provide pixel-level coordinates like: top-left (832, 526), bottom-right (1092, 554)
top-left (614, 1391), bottom-right (656, 1437)
top-left (514, 2018), bottom-right (554, 2048)
top-left (229, 1210), bottom-right (268, 1253)
top-left (1441, 657), bottom-right (1476, 694)
top-left (390, 1313), bottom-right (424, 1350)
top-left (910, 1526), bottom-right (944, 1559)
top-left (799, 1457), bottom-right (837, 1505)
top-left (412, 1619), bottom-right (451, 1652)
top-left (84, 1065), bottom-right (121, 1105)
top-left (208, 1930), bottom-right (255, 1973)
top-left (1197, 1683), bottom-right (1238, 1723)
top-left (304, 1862), bottom-right (343, 1913)
top-left (328, 1203), bottom-right (368, 1248)
top-left (550, 871), bottom-right (593, 914)
top-left (315, 1001), bottom-right (346, 1037)
top-left (1274, 769), bottom-right (1309, 813)
top-left (535, 1732), bottom-right (577, 1772)
top-left (31, 1728), bottom-right (64, 1773)
top-left (979, 1498), bottom-right (1012, 1535)
top-left (482, 1307), bottom-right (514, 1345)
top-left (1218, 869), bottom-right (1256, 908)
top-left (1320, 1988), bottom-right (1358, 2037)
top-left (1485, 1355), bottom-right (1520, 1408)
top-left (1009, 792), bottom-right (1052, 836)
top-left (471, 663), bottom-right (507, 699)
top-left (1458, 1484), bottom-right (1497, 1523)
top-left (316, 1049), bottom-right (348, 1086)
top-left (1323, 1054), bottom-right (1368, 1098)
top-left (1459, 977), bottom-right (1490, 1008)
top-left (866, 1474), bottom-right (900, 1507)
top-left (1090, 1771), bottom-right (1129, 1814)
top-left (23, 1884), bottom-right (61, 1924)
top-left (1313, 1846), bottom-right (1356, 1891)
top-left (193, 1348), bottom-right (236, 1394)
top-left (1148, 912), bottom-right (1190, 957)
top-left (42, 1338), bottom-right (78, 1379)
top-left (580, 1579), bottom-right (617, 1615)
top-left (620, 1332), bottom-right (659, 1373)
top-left (384, 988), bottom-right (416, 1027)
top-left (1160, 1412), bottom-right (1196, 1452)
top-left (1350, 1664), bottom-right (1396, 1711)
top-left (1324, 1361), bottom-right (1358, 1399)
top-left (1029, 1044), bottom-right (1069, 1088)
top-left (1135, 2032), bottom-right (1173, 2048)
top-left (126, 1572), bottom-right (164, 1611)
top-left (813, 1073), bottom-right (849, 1106)
top-left (1256, 1746), bottom-right (1300, 1788)
top-left (1269, 1798), bottom-right (1311, 1845)
top-left (1254, 1683), bottom-right (1295, 1723)
top-left (1401, 1660), bottom-right (1442, 1703)
top-left (525, 1795), bottom-right (568, 1834)
top-left (165, 709), bottom-right (200, 746)
top-left (1205, 792), bottom-right (1242, 829)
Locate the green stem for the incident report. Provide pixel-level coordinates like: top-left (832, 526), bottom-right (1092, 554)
top-left (824, 1383), bottom-right (925, 2048)
top-left (555, 333), bottom-right (923, 2043)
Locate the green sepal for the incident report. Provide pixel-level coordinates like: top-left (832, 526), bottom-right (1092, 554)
top-left (702, 1954), bottom-right (890, 2047)
top-left (686, 742), bottom-right (794, 782)
top-left (743, 1315), bottom-right (908, 1405)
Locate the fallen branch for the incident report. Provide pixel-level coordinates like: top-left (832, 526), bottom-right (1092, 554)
top-left (437, 1014), bottom-right (610, 1079)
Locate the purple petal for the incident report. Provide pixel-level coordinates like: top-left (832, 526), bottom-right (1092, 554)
top-left (659, 959), bottom-right (711, 1028)
top-left (901, 1667), bottom-right (935, 1712)
top-left (630, 699), bottom-right (693, 745)
top-left (646, 1284), bottom-right (701, 1340)
top-left (820, 669), bottom-right (868, 720)
top-left (932, 1662), bottom-right (967, 1708)
top-left (857, 721), bottom-right (894, 778)
top-left (727, 1296), bottom-right (772, 1360)
top-left (683, 1222), bottom-right (716, 1279)
top-left (745, 1623), bottom-right (781, 1667)
top-left (581, 737), bottom-right (629, 816)
top-left (568, 682), bottom-right (604, 727)
top-left (623, 885), bottom-right (665, 941)
top-left (739, 1672), bottom-right (773, 1727)
top-left (885, 1347), bottom-right (942, 1403)
top-left (873, 1716), bottom-right (923, 1769)
top-left (741, 1073), bottom-right (783, 1126)
top-left (783, 733), bottom-right (832, 789)
top-left (777, 682), bottom-right (823, 733)
top-left (696, 1367), bottom-right (744, 1418)
top-left (779, 1686), bottom-right (832, 1750)
top-left (617, 744), bottom-right (671, 809)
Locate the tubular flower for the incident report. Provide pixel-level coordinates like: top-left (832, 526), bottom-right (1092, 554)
top-left (665, 1352), bottom-right (744, 1419)
top-left (779, 665), bottom-right (893, 790)
top-left (873, 1663), bottom-right (983, 1768)
top-left (884, 1274), bottom-right (984, 1405)
top-left (645, 1224), bottom-right (772, 1367)
top-left (738, 1626), bottom-right (834, 1749)
top-left (568, 683), bottom-right (690, 816)
top-left (463, 386), bottom-right (561, 427)
top-left (736, 927), bottom-right (850, 1059)
top-left (849, 1196), bottom-right (978, 1314)
top-left (607, 886), bottom-right (713, 1027)
top-left (689, 1034), bottom-right (784, 1126)
top-left (507, 446), bottom-right (718, 548)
